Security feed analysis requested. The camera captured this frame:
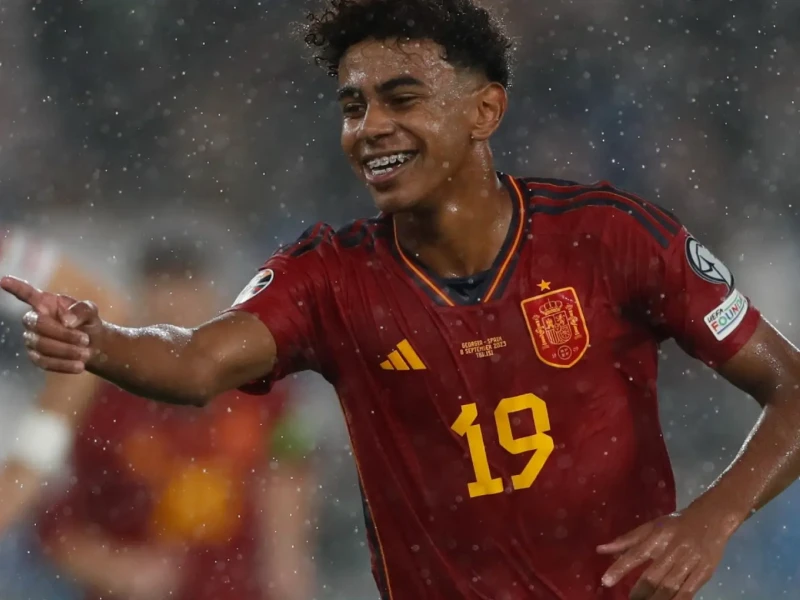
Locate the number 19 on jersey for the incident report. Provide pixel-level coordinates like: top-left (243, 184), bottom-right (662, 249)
top-left (451, 393), bottom-right (554, 498)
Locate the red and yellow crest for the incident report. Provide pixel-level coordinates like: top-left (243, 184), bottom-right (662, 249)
top-left (521, 287), bottom-right (589, 368)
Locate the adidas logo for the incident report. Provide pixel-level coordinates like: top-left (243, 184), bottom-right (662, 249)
top-left (380, 339), bottom-right (426, 371)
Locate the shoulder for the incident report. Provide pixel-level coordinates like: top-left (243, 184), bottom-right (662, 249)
top-left (249, 217), bottom-right (391, 297)
top-left (272, 216), bottom-right (392, 262)
top-left (520, 176), bottom-right (683, 249)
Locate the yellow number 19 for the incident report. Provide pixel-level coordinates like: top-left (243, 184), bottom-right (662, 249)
top-left (451, 393), bottom-right (554, 498)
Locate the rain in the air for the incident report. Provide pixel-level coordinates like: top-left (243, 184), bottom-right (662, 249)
top-left (0, 0), bottom-right (798, 599)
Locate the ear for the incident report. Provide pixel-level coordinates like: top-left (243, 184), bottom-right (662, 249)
top-left (471, 83), bottom-right (507, 141)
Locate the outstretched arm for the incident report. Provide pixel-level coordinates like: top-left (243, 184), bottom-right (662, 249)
top-left (1, 276), bottom-right (277, 407)
top-left (42, 523), bottom-right (184, 600)
top-left (85, 311), bottom-right (277, 405)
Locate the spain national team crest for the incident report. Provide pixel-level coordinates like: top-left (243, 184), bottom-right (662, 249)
top-left (521, 287), bottom-right (589, 368)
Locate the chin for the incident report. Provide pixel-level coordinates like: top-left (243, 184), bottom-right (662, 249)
top-left (369, 185), bottom-right (423, 214)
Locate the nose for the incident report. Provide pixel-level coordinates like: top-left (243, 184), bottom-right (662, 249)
top-left (356, 103), bottom-right (395, 142)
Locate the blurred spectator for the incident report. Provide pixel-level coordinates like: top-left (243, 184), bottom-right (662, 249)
top-left (0, 226), bottom-right (126, 533)
top-left (37, 234), bottom-right (317, 600)
top-left (0, 226), bottom-right (126, 600)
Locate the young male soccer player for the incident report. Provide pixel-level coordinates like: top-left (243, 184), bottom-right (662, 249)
top-left (5, 1), bottom-right (800, 598)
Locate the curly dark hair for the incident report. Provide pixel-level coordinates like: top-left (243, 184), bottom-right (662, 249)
top-left (304, 0), bottom-right (513, 88)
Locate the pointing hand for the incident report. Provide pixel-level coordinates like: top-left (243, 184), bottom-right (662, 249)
top-left (0, 276), bottom-right (101, 374)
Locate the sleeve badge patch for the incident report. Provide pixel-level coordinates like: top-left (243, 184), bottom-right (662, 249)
top-left (232, 268), bottom-right (274, 306)
top-left (704, 289), bottom-right (748, 341)
top-left (685, 237), bottom-right (733, 290)
top-left (521, 287), bottom-right (590, 368)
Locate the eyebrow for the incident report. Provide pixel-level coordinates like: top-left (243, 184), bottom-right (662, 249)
top-left (336, 76), bottom-right (426, 101)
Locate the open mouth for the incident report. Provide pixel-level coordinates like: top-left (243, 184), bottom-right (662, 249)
top-left (362, 151), bottom-right (418, 185)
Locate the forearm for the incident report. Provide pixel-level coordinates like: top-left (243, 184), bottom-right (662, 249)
top-left (691, 390), bottom-right (800, 525)
top-left (7, 272), bottom-right (275, 408)
top-left (87, 322), bottom-right (217, 406)
top-left (261, 464), bottom-right (316, 600)
top-left (37, 372), bottom-right (99, 425)
top-left (0, 461), bottom-right (42, 532)
top-left (48, 526), bottom-right (139, 595)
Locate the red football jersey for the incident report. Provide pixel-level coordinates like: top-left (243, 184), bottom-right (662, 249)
top-left (230, 174), bottom-right (760, 600)
top-left (38, 383), bottom-right (289, 600)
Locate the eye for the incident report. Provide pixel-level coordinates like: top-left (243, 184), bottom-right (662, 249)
top-left (341, 102), bottom-right (366, 118)
top-left (390, 95), bottom-right (419, 108)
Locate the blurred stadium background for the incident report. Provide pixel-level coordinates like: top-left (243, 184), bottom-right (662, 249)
top-left (0, 0), bottom-right (798, 598)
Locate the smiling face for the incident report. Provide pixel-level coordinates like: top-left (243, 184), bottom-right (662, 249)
top-left (338, 38), bottom-right (495, 214)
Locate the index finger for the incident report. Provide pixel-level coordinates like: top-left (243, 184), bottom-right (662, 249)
top-left (0, 276), bottom-right (43, 308)
top-left (596, 523), bottom-right (651, 555)
top-left (601, 539), bottom-right (658, 587)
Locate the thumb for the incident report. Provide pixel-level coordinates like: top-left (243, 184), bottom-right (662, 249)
top-left (55, 295), bottom-right (79, 327)
top-left (596, 523), bottom-right (653, 555)
top-left (56, 294), bottom-right (77, 312)
top-left (58, 298), bottom-right (99, 329)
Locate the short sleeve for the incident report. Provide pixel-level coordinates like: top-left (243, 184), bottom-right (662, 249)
top-left (226, 224), bottom-right (339, 395)
top-left (626, 225), bottom-right (760, 368)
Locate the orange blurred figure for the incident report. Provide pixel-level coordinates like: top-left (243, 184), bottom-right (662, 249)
top-left (0, 226), bottom-right (126, 533)
top-left (37, 235), bottom-right (316, 600)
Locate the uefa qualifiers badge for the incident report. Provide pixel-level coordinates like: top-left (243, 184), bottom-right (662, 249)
top-left (685, 237), bottom-right (734, 291)
top-left (232, 268), bottom-right (274, 306)
top-left (521, 287), bottom-right (589, 368)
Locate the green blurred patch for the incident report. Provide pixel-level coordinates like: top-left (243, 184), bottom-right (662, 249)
top-left (268, 415), bottom-right (316, 462)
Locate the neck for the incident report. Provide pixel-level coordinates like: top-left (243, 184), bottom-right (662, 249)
top-left (394, 152), bottom-right (512, 279)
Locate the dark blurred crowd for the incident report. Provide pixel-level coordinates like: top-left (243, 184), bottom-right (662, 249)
top-left (1, 1), bottom-right (798, 243)
top-left (0, 0), bottom-right (798, 598)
